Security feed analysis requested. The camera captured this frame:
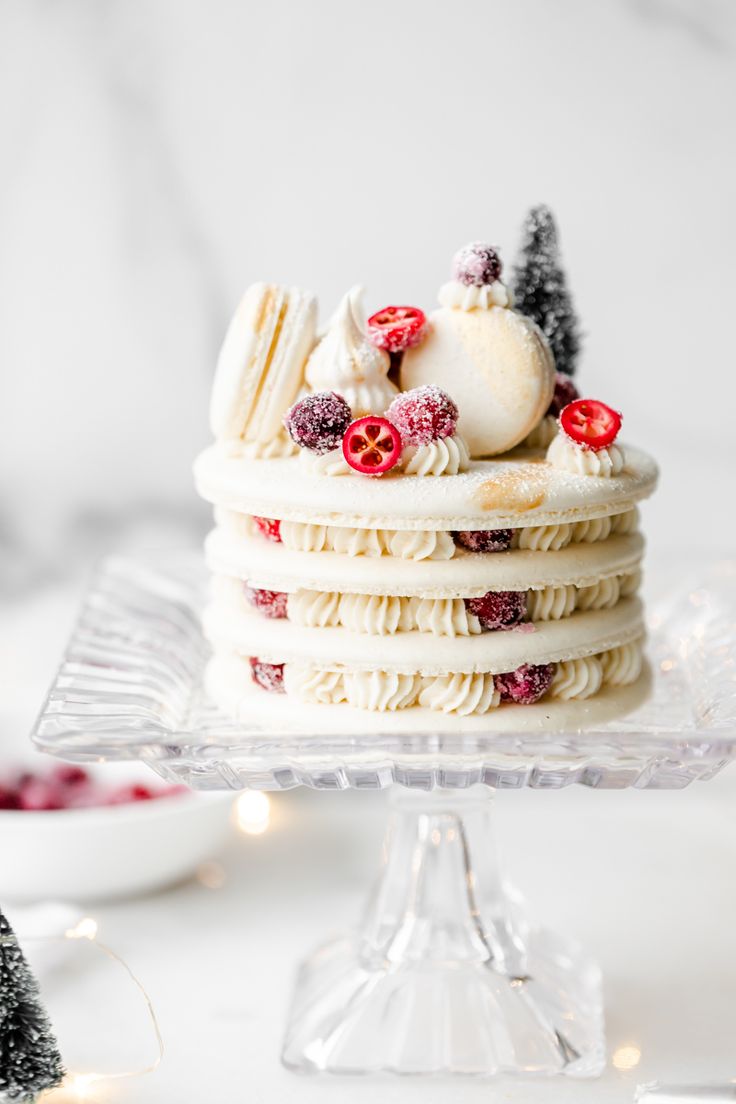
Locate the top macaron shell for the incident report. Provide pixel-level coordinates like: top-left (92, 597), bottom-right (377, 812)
top-left (210, 283), bottom-right (317, 445)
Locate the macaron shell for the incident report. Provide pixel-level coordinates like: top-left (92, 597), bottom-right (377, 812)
top-left (400, 307), bottom-right (555, 457)
top-left (205, 651), bottom-right (651, 735)
top-left (252, 287), bottom-right (317, 445)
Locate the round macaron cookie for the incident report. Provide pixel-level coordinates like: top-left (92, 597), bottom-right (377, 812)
top-left (210, 283), bottom-right (318, 449)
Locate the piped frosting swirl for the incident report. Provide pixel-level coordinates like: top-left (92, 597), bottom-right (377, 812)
top-left (547, 433), bottom-right (625, 477)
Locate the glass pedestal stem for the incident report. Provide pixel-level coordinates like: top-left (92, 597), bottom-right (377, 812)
top-left (282, 784), bottom-right (604, 1077)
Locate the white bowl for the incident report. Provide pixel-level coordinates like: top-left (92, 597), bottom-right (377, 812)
top-left (0, 788), bottom-right (235, 902)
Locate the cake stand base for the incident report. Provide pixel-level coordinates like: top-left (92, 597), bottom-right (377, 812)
top-left (282, 785), bottom-right (604, 1077)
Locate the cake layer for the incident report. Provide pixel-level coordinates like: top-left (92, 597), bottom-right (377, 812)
top-left (205, 525), bottom-right (645, 599)
top-left (203, 594), bottom-right (644, 675)
top-left (206, 651), bottom-right (651, 734)
top-left (194, 444), bottom-right (658, 530)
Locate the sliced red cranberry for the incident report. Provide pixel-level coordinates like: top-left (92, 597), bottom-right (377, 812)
top-left (245, 584), bottom-right (288, 619)
top-left (496, 662), bottom-right (555, 704)
top-left (387, 386), bottom-right (458, 445)
top-left (559, 399), bottom-right (622, 451)
top-left (249, 657), bottom-right (286, 693)
top-left (284, 391), bottom-right (352, 454)
top-left (465, 591), bottom-right (526, 631)
top-left (253, 516), bottom-right (282, 543)
top-left (547, 372), bottom-right (580, 417)
top-left (454, 529), bottom-right (514, 553)
top-left (453, 242), bottom-right (502, 286)
top-left (366, 306), bottom-right (427, 353)
top-left (342, 416), bottom-right (402, 475)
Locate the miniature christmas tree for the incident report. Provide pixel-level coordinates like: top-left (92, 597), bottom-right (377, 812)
top-left (512, 205), bottom-right (581, 377)
top-left (0, 909), bottom-right (64, 1102)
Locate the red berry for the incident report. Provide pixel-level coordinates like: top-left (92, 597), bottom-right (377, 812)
top-left (342, 416), bottom-right (402, 475)
top-left (51, 765), bottom-right (90, 788)
top-left (547, 372), bottom-right (580, 418)
top-left (284, 391), bottom-right (352, 454)
top-left (245, 584), bottom-right (288, 619)
top-left (366, 306), bottom-right (427, 353)
top-left (453, 242), bottom-right (502, 287)
top-left (0, 784), bottom-right (19, 810)
top-left (496, 663), bottom-right (555, 705)
top-left (559, 399), bottom-right (622, 451)
top-left (253, 516), bottom-right (282, 543)
top-left (465, 591), bottom-right (526, 631)
top-left (108, 783), bottom-right (155, 805)
top-left (249, 657), bottom-right (286, 693)
top-left (18, 779), bottom-right (64, 811)
top-left (454, 529), bottom-right (513, 553)
top-left (387, 386), bottom-right (458, 446)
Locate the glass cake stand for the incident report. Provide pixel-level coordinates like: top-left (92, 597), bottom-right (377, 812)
top-left (33, 555), bottom-right (736, 1079)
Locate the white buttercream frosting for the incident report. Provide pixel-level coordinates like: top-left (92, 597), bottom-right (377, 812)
top-left (600, 640), bottom-right (644, 685)
top-left (515, 523), bottom-right (572, 552)
top-left (338, 593), bottom-right (407, 636)
top-left (576, 575), bottom-right (621, 611)
top-left (222, 431), bottom-right (299, 460)
top-left (547, 433), bottom-right (626, 477)
top-left (526, 585), bottom-right (577, 622)
top-left (283, 664), bottom-right (347, 705)
top-left (418, 672), bottom-right (500, 715)
top-left (305, 287), bottom-right (398, 416)
top-left (410, 597), bottom-right (481, 637)
top-left (287, 589), bottom-right (341, 628)
top-left (344, 670), bottom-right (419, 712)
top-left (386, 529), bottom-right (455, 561)
top-left (549, 657), bottom-right (604, 700)
top-left (298, 447), bottom-right (352, 476)
top-left (438, 280), bottom-right (512, 311)
top-left (401, 434), bottom-right (470, 476)
top-left (522, 415), bottom-right (557, 450)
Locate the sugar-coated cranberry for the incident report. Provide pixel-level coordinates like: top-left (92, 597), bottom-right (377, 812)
top-left (342, 416), bottom-right (402, 475)
top-left (51, 765), bottom-right (90, 787)
top-left (387, 386), bottom-right (458, 446)
top-left (245, 584), bottom-right (288, 619)
top-left (107, 784), bottom-right (156, 805)
top-left (18, 779), bottom-right (65, 811)
top-left (496, 662), bottom-right (556, 704)
top-left (547, 373), bottom-right (580, 418)
top-left (253, 516), bottom-right (282, 543)
top-left (559, 398), bottom-right (622, 451)
top-left (453, 529), bottom-right (514, 553)
top-left (366, 306), bottom-right (427, 353)
top-left (284, 391), bottom-right (352, 454)
top-left (249, 657), bottom-right (286, 693)
top-left (465, 591), bottom-right (527, 631)
top-left (453, 242), bottom-right (503, 287)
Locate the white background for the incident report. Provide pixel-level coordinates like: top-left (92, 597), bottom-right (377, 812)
top-left (1, 2), bottom-right (736, 1101)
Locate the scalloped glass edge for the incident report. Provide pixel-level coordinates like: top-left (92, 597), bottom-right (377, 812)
top-left (32, 554), bottom-right (736, 791)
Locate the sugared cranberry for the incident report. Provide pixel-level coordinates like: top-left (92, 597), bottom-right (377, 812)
top-left (559, 398), bottom-right (622, 451)
top-left (387, 386), bottom-right (458, 446)
top-left (0, 784), bottom-right (19, 810)
top-left (18, 779), bottom-right (64, 811)
top-left (366, 306), bottom-right (427, 353)
top-left (496, 662), bottom-right (555, 705)
top-left (342, 416), bottom-right (402, 475)
top-left (253, 516), bottom-right (282, 543)
top-left (453, 242), bottom-right (503, 287)
top-left (249, 657), bottom-right (286, 693)
top-left (284, 391), bottom-right (352, 454)
top-left (245, 584), bottom-right (288, 619)
top-left (108, 784), bottom-right (155, 804)
top-left (465, 591), bottom-right (526, 631)
top-left (453, 529), bottom-right (514, 553)
top-left (51, 765), bottom-right (90, 787)
top-left (547, 372), bottom-right (580, 417)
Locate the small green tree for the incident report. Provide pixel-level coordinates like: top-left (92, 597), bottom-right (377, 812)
top-left (512, 205), bottom-right (581, 377)
top-left (0, 909), bottom-right (64, 1101)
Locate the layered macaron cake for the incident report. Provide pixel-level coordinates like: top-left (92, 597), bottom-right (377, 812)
top-left (195, 220), bottom-right (658, 733)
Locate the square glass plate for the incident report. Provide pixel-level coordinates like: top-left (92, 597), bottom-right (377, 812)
top-left (32, 554), bottom-right (736, 792)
